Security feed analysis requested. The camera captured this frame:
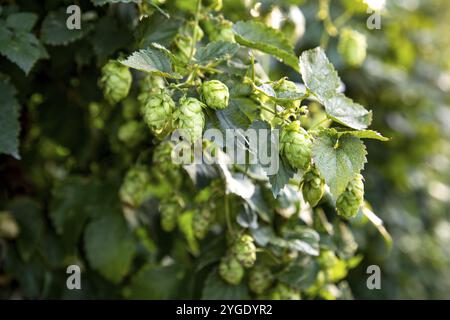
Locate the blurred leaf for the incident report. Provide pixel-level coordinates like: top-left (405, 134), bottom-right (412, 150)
top-left (135, 14), bottom-right (180, 47)
top-left (91, 16), bottom-right (131, 61)
top-left (0, 25), bottom-right (48, 74)
top-left (0, 78), bottom-right (20, 159)
top-left (124, 265), bottom-right (183, 299)
top-left (84, 212), bottom-right (136, 283)
top-left (178, 210), bottom-right (200, 255)
top-left (202, 269), bottom-right (250, 299)
top-left (9, 198), bottom-right (44, 261)
top-left (6, 12), bottom-right (38, 31)
top-left (41, 11), bottom-right (92, 45)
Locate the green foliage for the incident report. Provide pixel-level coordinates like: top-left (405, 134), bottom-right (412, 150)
top-left (7, 0), bottom-right (441, 301)
top-left (0, 78), bottom-right (20, 159)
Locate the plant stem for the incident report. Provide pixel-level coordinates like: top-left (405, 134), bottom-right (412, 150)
top-left (188, 0), bottom-right (202, 62)
top-left (224, 193), bottom-right (234, 236)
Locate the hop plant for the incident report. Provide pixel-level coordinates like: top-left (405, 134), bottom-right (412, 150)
top-left (119, 166), bottom-right (152, 207)
top-left (99, 60), bottom-right (132, 105)
top-left (273, 78), bottom-right (301, 109)
top-left (173, 97), bottom-right (205, 142)
top-left (152, 141), bottom-right (182, 187)
top-left (280, 121), bottom-right (312, 171)
top-left (202, 80), bottom-right (229, 110)
top-left (138, 75), bottom-right (166, 103)
top-left (302, 167), bottom-right (325, 207)
top-left (118, 120), bottom-right (146, 147)
top-left (219, 255), bottom-right (244, 285)
top-left (160, 197), bottom-right (181, 232)
top-left (270, 283), bottom-right (301, 300)
top-left (338, 28), bottom-right (367, 67)
top-left (193, 208), bottom-right (214, 239)
top-left (248, 266), bottom-right (273, 294)
top-left (204, 16), bottom-right (235, 42)
top-left (336, 174), bottom-right (364, 219)
top-left (232, 234), bottom-right (257, 268)
top-left (141, 90), bottom-right (174, 136)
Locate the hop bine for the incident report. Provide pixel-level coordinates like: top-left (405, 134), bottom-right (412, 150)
top-left (99, 60), bottom-right (132, 105)
top-left (336, 174), bottom-right (365, 219)
top-left (280, 121), bottom-right (312, 171)
top-left (202, 80), bottom-right (229, 110)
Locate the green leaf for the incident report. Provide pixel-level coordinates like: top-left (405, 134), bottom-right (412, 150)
top-left (41, 11), bottom-right (91, 46)
top-left (120, 47), bottom-right (181, 79)
top-left (0, 78), bottom-right (20, 159)
top-left (202, 269), bottom-right (250, 299)
top-left (233, 20), bottom-right (299, 72)
top-left (92, 0), bottom-right (138, 5)
top-left (299, 47), bottom-right (341, 102)
top-left (124, 265), bottom-right (183, 299)
top-left (337, 129), bottom-right (389, 141)
top-left (84, 212), bottom-right (136, 283)
top-left (177, 210), bottom-right (200, 255)
top-left (6, 12), bottom-right (38, 32)
top-left (278, 258), bottom-right (320, 290)
top-left (270, 228), bottom-right (320, 256)
top-left (312, 130), bottom-right (367, 198)
top-left (254, 82), bottom-right (307, 103)
top-left (0, 27), bottom-right (48, 74)
top-left (195, 41), bottom-right (239, 64)
top-left (324, 94), bottom-right (372, 130)
top-left (135, 14), bottom-right (180, 48)
top-left (90, 16), bottom-right (131, 62)
top-left (9, 198), bottom-right (44, 261)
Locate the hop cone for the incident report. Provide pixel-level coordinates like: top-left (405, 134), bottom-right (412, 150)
top-left (280, 121), bottom-right (312, 171)
top-left (302, 167), bottom-right (325, 207)
top-left (204, 17), bottom-right (235, 42)
top-left (270, 283), bottom-right (301, 300)
top-left (193, 208), bottom-right (213, 239)
top-left (219, 255), bottom-right (244, 285)
top-left (202, 80), bottom-right (229, 110)
top-left (232, 234), bottom-right (256, 268)
top-left (119, 167), bottom-right (152, 207)
top-left (152, 141), bottom-right (181, 186)
top-left (118, 120), bottom-right (146, 147)
top-left (99, 60), bottom-right (132, 105)
top-left (274, 79), bottom-right (300, 109)
top-left (248, 266), bottom-right (273, 294)
top-left (338, 28), bottom-right (367, 67)
top-left (173, 97), bottom-right (205, 142)
top-left (141, 90), bottom-right (174, 136)
top-left (336, 174), bottom-right (364, 219)
top-left (160, 197), bottom-right (180, 232)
